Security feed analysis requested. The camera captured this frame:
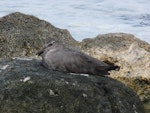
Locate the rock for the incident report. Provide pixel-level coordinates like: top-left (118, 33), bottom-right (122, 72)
top-left (0, 58), bottom-right (144, 113)
top-left (80, 33), bottom-right (150, 101)
top-left (80, 33), bottom-right (150, 79)
top-left (81, 33), bottom-right (150, 52)
top-left (0, 12), bottom-right (149, 105)
top-left (0, 12), bottom-right (79, 59)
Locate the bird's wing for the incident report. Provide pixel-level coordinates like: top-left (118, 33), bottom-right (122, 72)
top-left (63, 50), bottom-right (109, 75)
top-left (63, 49), bottom-right (108, 68)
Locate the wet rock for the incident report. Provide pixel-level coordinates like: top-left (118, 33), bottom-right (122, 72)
top-left (0, 12), bottom-right (78, 59)
top-left (0, 58), bottom-right (144, 113)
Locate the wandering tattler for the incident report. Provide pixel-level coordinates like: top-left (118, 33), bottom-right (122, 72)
top-left (36, 40), bottom-right (117, 76)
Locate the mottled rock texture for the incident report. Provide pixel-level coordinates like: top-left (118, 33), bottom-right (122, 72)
top-left (80, 33), bottom-right (150, 101)
top-left (0, 58), bottom-right (144, 113)
top-left (0, 12), bottom-right (149, 104)
top-left (0, 12), bottom-right (78, 59)
top-left (81, 33), bottom-right (150, 78)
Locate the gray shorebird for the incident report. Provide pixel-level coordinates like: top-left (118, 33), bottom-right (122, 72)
top-left (36, 40), bottom-right (117, 76)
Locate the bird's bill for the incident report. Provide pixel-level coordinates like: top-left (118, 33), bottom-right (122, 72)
top-left (36, 49), bottom-right (44, 56)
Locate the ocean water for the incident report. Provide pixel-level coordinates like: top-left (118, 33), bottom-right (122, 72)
top-left (0, 0), bottom-right (150, 44)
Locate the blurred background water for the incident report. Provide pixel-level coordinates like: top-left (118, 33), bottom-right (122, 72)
top-left (0, 0), bottom-right (150, 43)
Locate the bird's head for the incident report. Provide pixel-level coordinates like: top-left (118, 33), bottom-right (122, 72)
top-left (36, 40), bottom-right (58, 56)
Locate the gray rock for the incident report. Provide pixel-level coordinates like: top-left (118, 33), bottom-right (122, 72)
top-left (0, 58), bottom-right (144, 113)
top-left (0, 12), bottom-right (78, 59)
top-left (80, 33), bottom-right (150, 78)
top-left (0, 12), bottom-right (148, 110)
top-left (80, 33), bottom-right (150, 102)
top-left (81, 33), bottom-right (150, 52)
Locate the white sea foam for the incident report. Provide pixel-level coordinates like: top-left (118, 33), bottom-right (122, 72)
top-left (0, 0), bottom-right (150, 43)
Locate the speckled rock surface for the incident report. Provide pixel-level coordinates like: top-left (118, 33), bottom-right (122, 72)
top-left (0, 58), bottom-right (144, 113)
top-left (0, 12), bottom-right (149, 106)
top-left (80, 33), bottom-right (150, 101)
top-left (0, 12), bottom-right (78, 59)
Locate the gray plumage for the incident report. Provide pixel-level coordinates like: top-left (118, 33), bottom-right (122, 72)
top-left (36, 40), bottom-right (115, 76)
